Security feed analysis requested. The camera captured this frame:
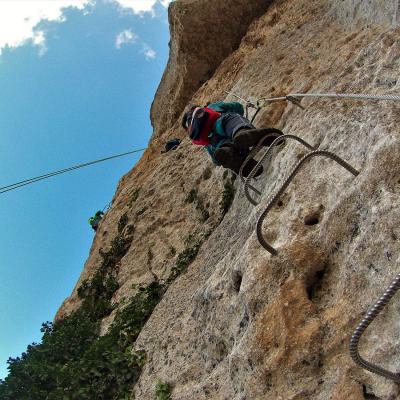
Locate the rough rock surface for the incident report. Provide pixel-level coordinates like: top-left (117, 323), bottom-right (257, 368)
top-left (150, 0), bottom-right (273, 136)
top-left (57, 0), bottom-right (400, 398)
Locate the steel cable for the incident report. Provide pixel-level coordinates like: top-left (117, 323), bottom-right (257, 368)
top-left (257, 92), bottom-right (400, 108)
top-left (0, 148), bottom-right (147, 195)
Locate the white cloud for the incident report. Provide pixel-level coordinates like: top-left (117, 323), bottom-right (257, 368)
top-left (115, 29), bottom-right (138, 49)
top-left (142, 43), bottom-right (156, 60)
top-left (115, 0), bottom-right (172, 14)
top-left (0, 1), bottom-right (90, 55)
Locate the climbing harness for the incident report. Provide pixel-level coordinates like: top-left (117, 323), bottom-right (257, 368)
top-left (240, 134), bottom-right (316, 206)
top-left (256, 150), bottom-right (359, 255)
top-left (0, 147), bottom-right (146, 195)
top-left (350, 272), bottom-right (400, 383)
top-left (224, 90), bottom-right (258, 121)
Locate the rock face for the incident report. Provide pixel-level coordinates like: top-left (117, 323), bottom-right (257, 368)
top-left (150, 0), bottom-right (273, 136)
top-left (57, 0), bottom-right (400, 398)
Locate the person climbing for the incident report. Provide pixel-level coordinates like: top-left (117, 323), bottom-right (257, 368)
top-left (88, 210), bottom-right (104, 231)
top-left (161, 138), bottom-right (181, 153)
top-left (182, 101), bottom-right (283, 177)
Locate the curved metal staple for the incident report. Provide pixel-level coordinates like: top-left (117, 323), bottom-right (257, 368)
top-left (239, 132), bottom-right (282, 187)
top-left (243, 134), bottom-right (316, 206)
top-left (256, 150), bottom-right (359, 255)
top-left (230, 170), bottom-right (259, 195)
top-left (349, 272), bottom-right (400, 382)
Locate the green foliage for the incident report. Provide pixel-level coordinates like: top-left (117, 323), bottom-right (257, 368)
top-left (110, 282), bottom-right (165, 345)
top-left (0, 231), bottom-right (142, 400)
top-left (130, 187), bottom-right (141, 203)
top-left (219, 177), bottom-right (236, 219)
top-left (0, 281), bottom-right (163, 400)
top-left (155, 380), bottom-right (172, 400)
top-left (185, 188), bottom-right (209, 222)
top-left (78, 232), bottom-right (132, 320)
top-left (118, 212), bottom-right (129, 233)
top-left (167, 245), bottom-right (176, 258)
top-left (0, 225), bottom-right (207, 399)
top-left (167, 235), bottom-right (203, 283)
top-left (136, 206), bottom-right (147, 217)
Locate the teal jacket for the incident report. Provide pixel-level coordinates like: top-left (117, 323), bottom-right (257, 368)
top-left (204, 101), bottom-right (245, 164)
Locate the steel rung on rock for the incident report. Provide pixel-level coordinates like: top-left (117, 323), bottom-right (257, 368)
top-left (350, 271), bottom-right (400, 383)
top-left (241, 134), bottom-right (316, 206)
top-left (256, 150), bottom-right (359, 255)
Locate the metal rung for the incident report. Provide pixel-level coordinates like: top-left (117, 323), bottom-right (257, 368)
top-left (256, 150), bottom-right (359, 255)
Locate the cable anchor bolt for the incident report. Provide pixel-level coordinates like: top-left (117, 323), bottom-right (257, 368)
top-left (286, 95), bottom-right (306, 110)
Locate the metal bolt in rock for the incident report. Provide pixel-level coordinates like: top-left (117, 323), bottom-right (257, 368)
top-left (256, 150), bottom-right (359, 255)
top-left (241, 134), bottom-right (316, 206)
top-left (350, 271), bottom-right (400, 383)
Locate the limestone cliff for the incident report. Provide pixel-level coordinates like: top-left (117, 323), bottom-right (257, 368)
top-left (57, 0), bottom-right (400, 398)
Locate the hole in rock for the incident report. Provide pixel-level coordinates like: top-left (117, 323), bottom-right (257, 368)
top-left (232, 271), bottom-right (243, 293)
top-left (306, 269), bottom-right (326, 301)
top-left (202, 167), bottom-right (212, 181)
top-left (362, 385), bottom-right (381, 400)
top-left (277, 200), bottom-right (283, 207)
top-left (304, 212), bottom-right (320, 226)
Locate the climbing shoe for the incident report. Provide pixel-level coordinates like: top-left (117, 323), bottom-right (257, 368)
top-left (213, 145), bottom-right (244, 174)
top-left (213, 145), bottom-right (264, 177)
top-left (233, 127), bottom-right (284, 149)
top-left (241, 158), bottom-right (264, 178)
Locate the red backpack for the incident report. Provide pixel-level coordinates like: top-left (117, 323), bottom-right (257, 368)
top-left (188, 107), bottom-right (221, 146)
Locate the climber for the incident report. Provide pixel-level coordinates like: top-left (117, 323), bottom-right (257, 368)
top-left (88, 210), bottom-right (104, 231)
top-left (182, 101), bottom-right (283, 177)
top-left (161, 138), bottom-right (181, 153)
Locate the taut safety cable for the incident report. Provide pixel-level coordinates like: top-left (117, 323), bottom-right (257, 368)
top-left (226, 90), bottom-right (400, 109)
top-left (0, 147), bottom-right (147, 195)
top-left (259, 92), bottom-right (400, 105)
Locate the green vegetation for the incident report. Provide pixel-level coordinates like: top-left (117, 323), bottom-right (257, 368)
top-left (185, 188), bottom-right (209, 222)
top-left (219, 175), bottom-right (236, 219)
top-left (136, 206), bottom-right (147, 217)
top-left (0, 229), bottom-right (205, 399)
top-left (128, 187), bottom-right (141, 207)
top-left (131, 187), bottom-right (141, 202)
top-left (155, 380), bottom-right (172, 400)
top-left (167, 245), bottom-right (176, 258)
top-left (0, 230), bottom-right (145, 400)
top-left (167, 234), bottom-right (203, 283)
top-left (118, 212), bottom-right (129, 233)
top-left (0, 285), bottom-right (154, 400)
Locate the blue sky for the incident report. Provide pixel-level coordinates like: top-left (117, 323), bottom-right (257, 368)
top-left (0, 0), bottom-right (171, 379)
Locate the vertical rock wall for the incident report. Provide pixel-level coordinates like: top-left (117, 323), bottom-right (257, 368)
top-left (57, 0), bottom-right (400, 398)
top-left (329, 0), bottom-right (399, 28)
top-left (150, 0), bottom-right (273, 136)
